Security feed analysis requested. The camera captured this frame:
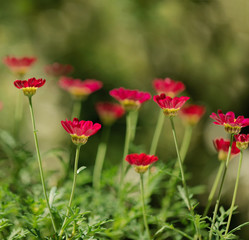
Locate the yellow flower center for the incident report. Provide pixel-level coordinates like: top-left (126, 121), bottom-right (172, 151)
top-left (69, 87), bottom-right (91, 100)
top-left (70, 134), bottom-right (88, 145)
top-left (134, 165), bottom-right (149, 174)
top-left (236, 141), bottom-right (248, 150)
top-left (121, 99), bottom-right (140, 111)
top-left (224, 124), bottom-right (241, 135)
top-left (163, 108), bottom-right (180, 117)
top-left (22, 87), bottom-right (37, 97)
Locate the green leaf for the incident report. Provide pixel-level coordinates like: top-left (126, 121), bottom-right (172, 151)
top-left (228, 221), bottom-right (249, 234)
top-left (77, 166), bottom-right (87, 174)
top-left (0, 218), bottom-right (12, 231)
top-left (177, 185), bottom-right (190, 209)
top-left (153, 224), bottom-right (193, 240)
top-left (49, 186), bottom-right (57, 207)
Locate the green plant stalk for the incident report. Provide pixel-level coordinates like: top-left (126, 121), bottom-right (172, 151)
top-left (140, 173), bottom-right (151, 240)
top-left (120, 111), bottom-right (133, 185)
top-left (161, 125), bottom-right (193, 221)
top-left (203, 161), bottom-right (225, 217)
top-left (149, 110), bottom-right (165, 156)
top-left (130, 110), bottom-right (138, 142)
top-left (71, 99), bottom-right (82, 120)
top-left (93, 125), bottom-right (111, 190)
top-left (59, 144), bottom-right (81, 237)
top-left (170, 118), bottom-right (201, 239)
top-left (225, 150), bottom-right (243, 235)
top-left (180, 125), bottom-right (193, 162)
top-left (209, 134), bottom-right (234, 240)
top-left (28, 97), bottom-right (57, 233)
top-left (146, 110), bottom-right (165, 192)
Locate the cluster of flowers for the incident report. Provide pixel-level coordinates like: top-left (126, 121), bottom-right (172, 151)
top-left (211, 110), bottom-right (249, 159)
top-left (5, 56), bottom-right (249, 238)
top-left (5, 56), bottom-right (249, 180)
top-left (9, 65), bottom-right (204, 172)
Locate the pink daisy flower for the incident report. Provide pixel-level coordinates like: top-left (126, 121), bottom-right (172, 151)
top-left (14, 78), bottom-right (46, 97)
top-left (213, 138), bottom-right (240, 161)
top-left (3, 56), bottom-right (36, 76)
top-left (125, 153), bottom-right (158, 174)
top-left (59, 77), bottom-right (102, 100)
top-left (153, 78), bottom-right (185, 97)
top-left (61, 118), bottom-right (101, 145)
top-left (109, 87), bottom-right (151, 111)
top-left (153, 93), bottom-right (190, 117)
top-left (210, 110), bottom-right (249, 134)
top-left (96, 102), bottom-right (125, 125)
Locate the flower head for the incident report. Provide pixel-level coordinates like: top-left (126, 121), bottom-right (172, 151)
top-left (109, 87), bottom-right (151, 111)
top-left (153, 78), bottom-right (185, 97)
top-left (44, 63), bottom-right (74, 77)
top-left (210, 110), bottom-right (249, 134)
top-left (213, 138), bottom-right (240, 161)
top-left (234, 134), bottom-right (249, 150)
top-left (96, 102), bottom-right (125, 125)
top-left (3, 56), bottom-right (36, 76)
top-left (125, 153), bottom-right (158, 174)
top-left (59, 77), bottom-right (102, 100)
top-left (61, 118), bottom-right (101, 145)
top-left (14, 78), bottom-right (46, 97)
top-left (153, 93), bottom-right (190, 117)
top-left (179, 104), bottom-right (206, 125)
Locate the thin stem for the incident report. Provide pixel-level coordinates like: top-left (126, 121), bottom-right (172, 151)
top-left (170, 118), bottom-right (193, 211)
top-left (140, 174), bottom-right (151, 240)
top-left (28, 97), bottom-right (57, 233)
top-left (71, 99), bottom-right (82, 120)
top-left (130, 110), bottom-right (138, 142)
top-left (161, 125), bottom-right (193, 221)
top-left (170, 118), bottom-right (201, 239)
top-left (149, 110), bottom-right (165, 156)
top-left (225, 150), bottom-right (243, 235)
top-left (209, 134), bottom-right (234, 240)
top-left (180, 125), bottom-right (193, 162)
top-left (59, 145), bottom-right (81, 237)
top-left (146, 111), bottom-right (165, 195)
top-left (120, 111), bottom-right (133, 185)
top-left (203, 161), bottom-right (225, 217)
top-left (93, 125), bottom-right (111, 190)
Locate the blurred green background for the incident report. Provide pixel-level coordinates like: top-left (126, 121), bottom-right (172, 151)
top-left (1, 0), bottom-right (249, 237)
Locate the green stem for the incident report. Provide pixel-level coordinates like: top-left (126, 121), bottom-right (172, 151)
top-left (149, 110), bottom-right (165, 156)
top-left (225, 150), bottom-right (243, 235)
top-left (140, 174), bottom-right (151, 240)
top-left (170, 118), bottom-right (193, 211)
top-left (161, 125), bottom-right (193, 221)
top-left (130, 110), bottom-right (138, 142)
top-left (203, 161), bottom-right (225, 217)
top-left (71, 99), bottom-right (82, 120)
top-left (59, 145), bottom-right (81, 237)
top-left (170, 118), bottom-right (201, 239)
top-left (28, 97), bottom-right (57, 233)
top-left (120, 111), bottom-right (133, 185)
top-left (93, 125), bottom-right (111, 190)
top-left (180, 125), bottom-right (193, 162)
top-left (209, 134), bottom-right (234, 240)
